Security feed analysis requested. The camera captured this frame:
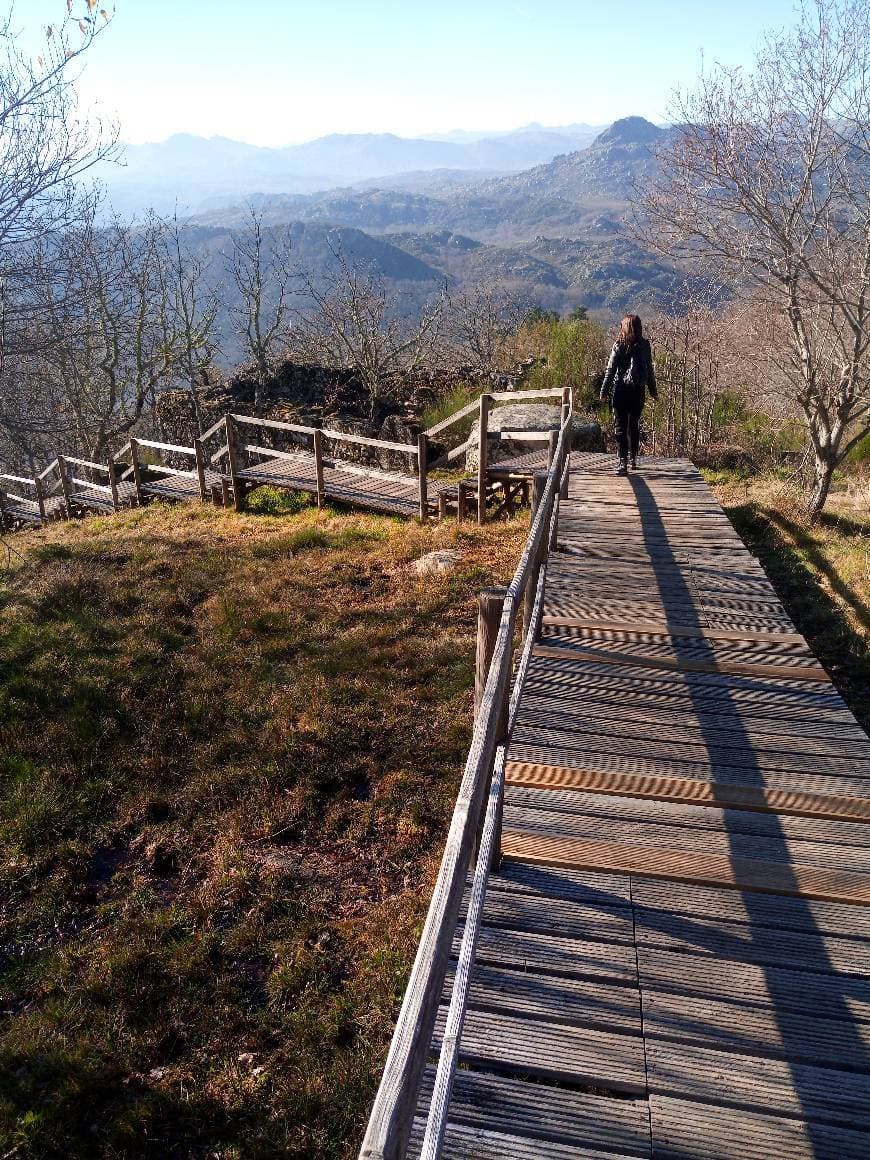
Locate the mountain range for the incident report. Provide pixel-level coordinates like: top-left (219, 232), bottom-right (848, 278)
top-left (99, 122), bottom-right (606, 218)
top-left (142, 117), bottom-right (694, 363)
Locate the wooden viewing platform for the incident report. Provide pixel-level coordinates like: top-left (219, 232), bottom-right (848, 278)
top-left (361, 449), bottom-right (870, 1160)
top-left (0, 387), bottom-right (571, 530)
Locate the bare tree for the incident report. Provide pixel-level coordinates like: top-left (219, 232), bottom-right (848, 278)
top-left (637, 0), bottom-right (870, 515)
top-left (444, 282), bottom-right (525, 377)
top-left (225, 207), bottom-right (293, 408)
top-left (0, 3), bottom-right (117, 251)
top-left (3, 202), bottom-right (189, 461)
top-left (292, 238), bottom-right (446, 418)
top-left (166, 213), bottom-right (219, 430)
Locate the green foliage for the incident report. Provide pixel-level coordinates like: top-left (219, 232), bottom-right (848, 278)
top-left (246, 486), bottom-right (312, 516)
top-left (420, 382), bottom-right (480, 433)
top-left (522, 305), bottom-right (561, 326)
top-left (521, 317), bottom-right (609, 408)
top-left (565, 305), bottom-right (589, 322)
top-left (846, 429), bottom-right (870, 466)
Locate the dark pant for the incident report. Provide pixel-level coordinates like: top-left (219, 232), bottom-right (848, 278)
top-left (614, 404), bottom-right (641, 462)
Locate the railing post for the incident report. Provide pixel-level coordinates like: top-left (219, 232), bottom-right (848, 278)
top-left (561, 385), bottom-right (572, 426)
top-left (474, 587), bottom-right (508, 733)
top-left (57, 456), bottom-right (73, 518)
top-left (417, 431), bottom-right (428, 522)
top-left (34, 476), bottom-right (47, 522)
top-left (313, 428), bottom-right (325, 509)
top-left (194, 437), bottom-right (208, 502)
top-left (225, 416), bottom-right (244, 512)
top-left (547, 428), bottom-right (559, 468)
top-left (438, 491), bottom-right (448, 522)
top-left (477, 393), bottom-right (490, 526)
top-left (129, 438), bottom-right (145, 505)
top-left (107, 458), bottom-right (121, 510)
top-left (523, 471), bottom-right (548, 639)
top-left (456, 480), bottom-right (467, 523)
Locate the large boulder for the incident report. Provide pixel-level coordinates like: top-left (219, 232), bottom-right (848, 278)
top-left (465, 404), bottom-right (606, 470)
top-left (466, 403), bottom-right (561, 472)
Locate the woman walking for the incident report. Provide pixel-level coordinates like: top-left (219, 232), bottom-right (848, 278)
top-left (600, 314), bottom-right (657, 475)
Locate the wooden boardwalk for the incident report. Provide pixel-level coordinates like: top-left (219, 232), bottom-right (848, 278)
top-left (367, 451), bottom-right (870, 1159)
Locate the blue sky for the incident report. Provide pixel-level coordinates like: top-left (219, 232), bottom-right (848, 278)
top-left (40, 0), bottom-right (802, 146)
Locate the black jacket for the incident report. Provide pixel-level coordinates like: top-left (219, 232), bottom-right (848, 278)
top-left (600, 338), bottom-right (657, 407)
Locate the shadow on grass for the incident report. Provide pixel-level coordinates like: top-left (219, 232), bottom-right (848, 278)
top-left (725, 501), bottom-right (869, 732)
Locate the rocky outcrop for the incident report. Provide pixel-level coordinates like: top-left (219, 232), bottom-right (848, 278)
top-left (464, 404), bottom-right (605, 470)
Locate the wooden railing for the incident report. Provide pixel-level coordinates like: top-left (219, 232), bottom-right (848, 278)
top-left (358, 412), bottom-right (573, 1160)
top-left (0, 386), bottom-right (572, 530)
top-left (224, 413), bottom-right (430, 519)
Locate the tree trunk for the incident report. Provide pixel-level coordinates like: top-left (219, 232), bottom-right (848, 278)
top-left (807, 449), bottom-right (835, 520)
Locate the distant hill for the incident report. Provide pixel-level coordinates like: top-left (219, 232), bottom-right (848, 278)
top-left (168, 118), bottom-right (686, 359)
top-left (98, 123), bottom-right (606, 218)
top-left (193, 117), bottom-right (674, 241)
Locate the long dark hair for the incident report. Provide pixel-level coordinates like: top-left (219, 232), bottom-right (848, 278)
top-left (618, 314), bottom-right (643, 350)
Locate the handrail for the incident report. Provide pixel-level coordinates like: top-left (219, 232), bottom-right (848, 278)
top-left (423, 398), bottom-right (480, 438)
top-left (0, 472), bottom-right (36, 487)
top-left (358, 416), bottom-right (571, 1160)
top-left (490, 387), bottom-right (564, 402)
top-left (424, 387), bottom-right (565, 439)
top-left (420, 561), bottom-right (549, 1160)
top-left (69, 476), bottom-right (112, 492)
top-left (135, 438), bottom-right (196, 456)
top-left (61, 456), bottom-right (111, 473)
top-left (230, 413), bottom-right (315, 437)
top-left (38, 458), bottom-right (60, 480)
top-left (199, 415), bottom-right (228, 442)
top-left (320, 427), bottom-right (418, 455)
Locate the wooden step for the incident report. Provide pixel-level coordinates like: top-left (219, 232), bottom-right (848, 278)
top-left (500, 829), bottom-right (870, 905)
top-left (531, 643), bottom-right (830, 683)
top-left (504, 762), bottom-right (870, 823)
top-left (540, 614), bottom-right (808, 646)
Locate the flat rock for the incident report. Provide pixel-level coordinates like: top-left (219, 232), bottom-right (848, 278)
top-left (412, 549), bottom-right (463, 575)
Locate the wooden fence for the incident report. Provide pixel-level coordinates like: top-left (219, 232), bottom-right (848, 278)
top-left (0, 387), bottom-right (573, 530)
top-left (358, 413), bottom-right (573, 1160)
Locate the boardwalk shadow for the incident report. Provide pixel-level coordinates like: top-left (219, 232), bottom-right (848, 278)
top-left (627, 469), bottom-right (869, 1156)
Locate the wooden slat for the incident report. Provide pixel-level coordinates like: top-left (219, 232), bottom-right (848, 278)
top-left (414, 1068), bottom-right (652, 1157)
top-left (500, 829), bottom-right (870, 905)
top-left (531, 643), bottom-right (831, 683)
top-left (649, 1094), bottom-right (870, 1160)
top-left (431, 1006), bottom-right (647, 1093)
top-left (540, 614), bottom-right (808, 646)
top-left (504, 762), bottom-right (870, 823)
top-left (647, 1042), bottom-right (870, 1130)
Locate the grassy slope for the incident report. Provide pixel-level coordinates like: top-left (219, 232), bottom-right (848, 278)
top-left (0, 500), bottom-right (527, 1159)
top-left (708, 474), bottom-right (869, 730)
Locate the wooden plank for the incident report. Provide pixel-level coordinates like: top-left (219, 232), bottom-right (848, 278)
top-left (506, 785), bottom-right (870, 852)
top-left (504, 803), bottom-right (870, 873)
top-left (642, 989), bottom-right (870, 1069)
top-left (408, 1118), bottom-right (646, 1160)
top-left (531, 643), bottom-right (831, 683)
top-left (647, 1043), bottom-right (870, 1131)
top-left (638, 948), bottom-right (870, 1017)
top-left (456, 924), bottom-right (638, 983)
top-left (444, 960), bottom-right (641, 1033)
top-left (631, 878), bottom-right (870, 939)
top-left (649, 1095), bottom-right (870, 1160)
top-left (431, 1006), bottom-right (647, 1093)
top-left (414, 1068), bottom-right (652, 1157)
top-left (540, 615), bottom-right (807, 645)
top-left (500, 830), bottom-right (870, 905)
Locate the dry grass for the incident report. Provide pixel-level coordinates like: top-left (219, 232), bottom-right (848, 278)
top-left (0, 498), bottom-right (527, 1159)
top-left (708, 472), bottom-right (869, 728)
